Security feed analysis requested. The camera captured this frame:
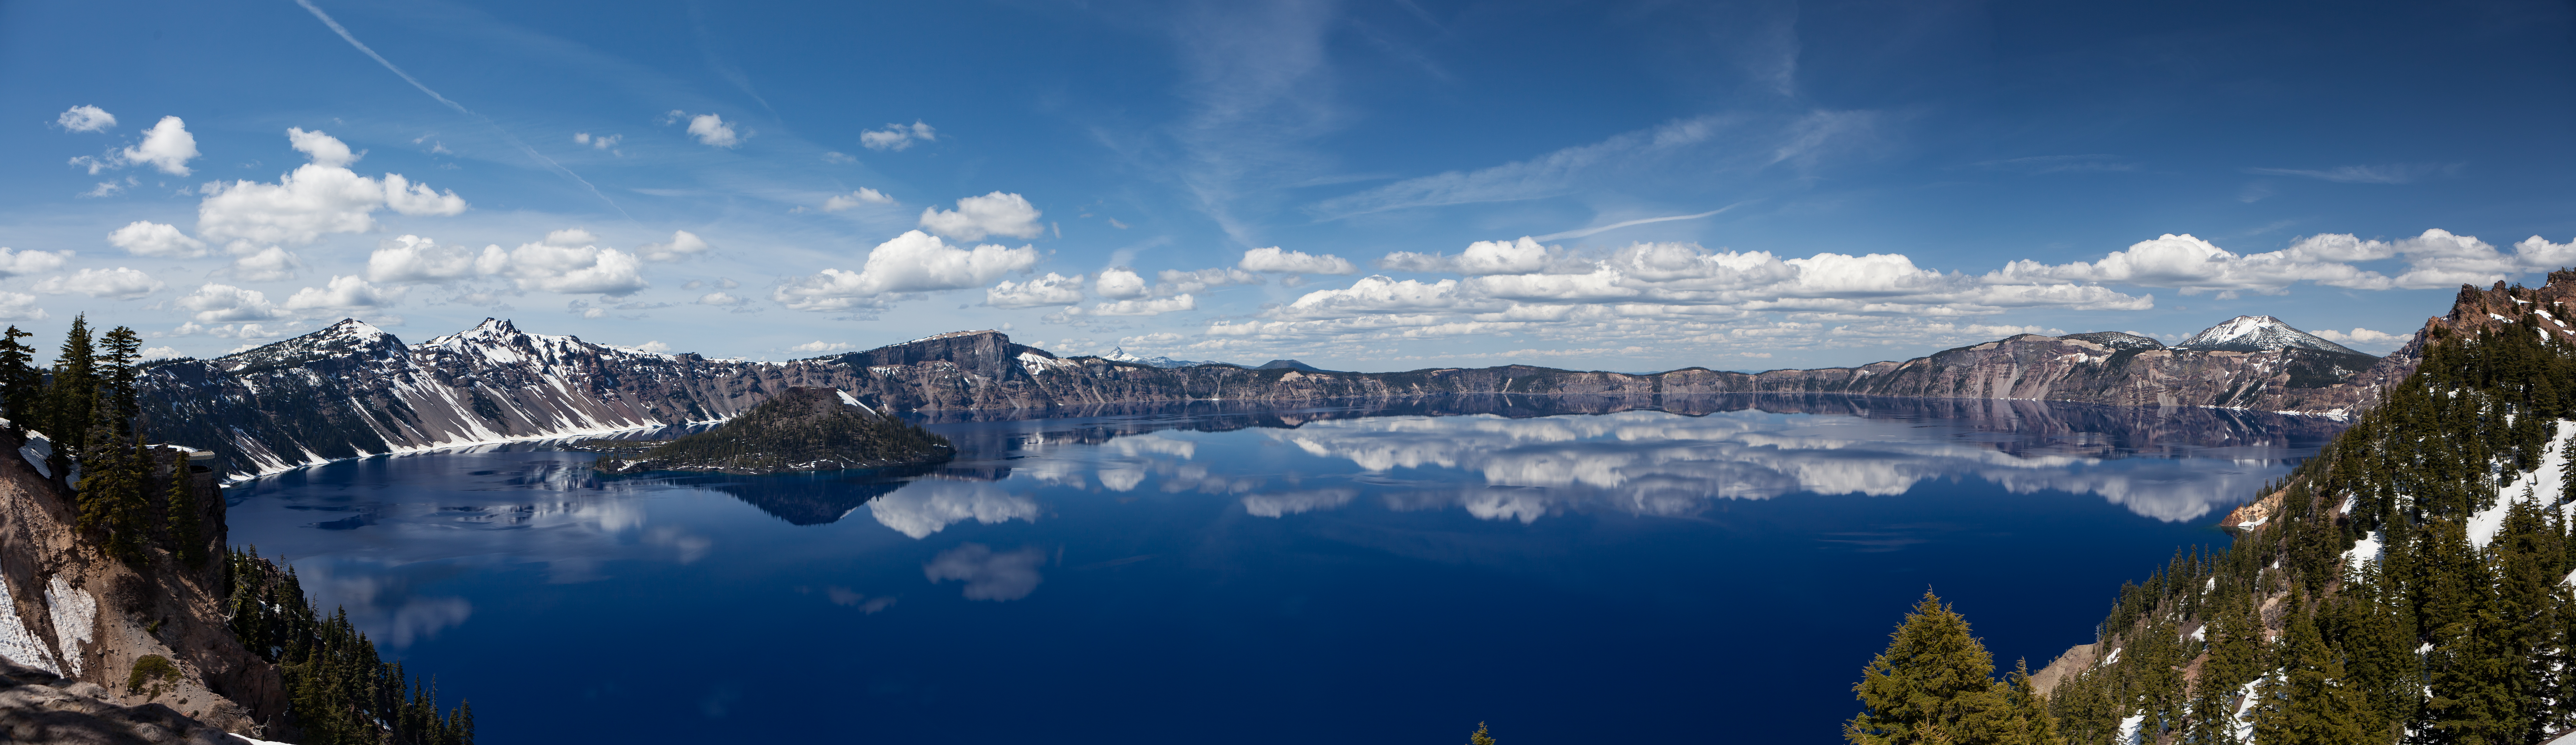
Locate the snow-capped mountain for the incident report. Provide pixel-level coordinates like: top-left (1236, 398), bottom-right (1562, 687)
top-left (2176, 315), bottom-right (2364, 355)
top-left (1100, 347), bottom-right (1211, 369)
top-left (142, 318), bottom-right (789, 480)
top-left (142, 305), bottom-right (2451, 482)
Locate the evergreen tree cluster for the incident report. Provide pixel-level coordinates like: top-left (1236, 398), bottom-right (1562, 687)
top-left (0, 314), bottom-right (479, 743)
top-left (0, 316), bottom-right (208, 567)
top-left (228, 547), bottom-right (474, 745)
top-left (1846, 591), bottom-right (2063, 745)
top-left (608, 387), bottom-right (952, 473)
top-left (1851, 286), bottom-right (2576, 745)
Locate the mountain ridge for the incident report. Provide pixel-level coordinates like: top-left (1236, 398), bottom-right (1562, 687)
top-left (146, 275), bottom-right (2572, 481)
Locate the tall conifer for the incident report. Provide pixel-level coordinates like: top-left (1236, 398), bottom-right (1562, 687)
top-left (1847, 591), bottom-right (2013, 745)
top-left (0, 325), bottom-right (35, 435)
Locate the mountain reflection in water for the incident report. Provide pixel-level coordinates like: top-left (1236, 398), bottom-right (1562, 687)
top-left (717, 393), bottom-right (2336, 527)
top-left (220, 393), bottom-right (2337, 745)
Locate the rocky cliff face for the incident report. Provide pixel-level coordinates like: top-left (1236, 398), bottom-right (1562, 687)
top-left (163, 282), bottom-right (2563, 481)
top-left (0, 431), bottom-right (288, 738)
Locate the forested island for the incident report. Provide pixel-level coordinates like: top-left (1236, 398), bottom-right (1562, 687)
top-left (0, 315), bottom-right (472, 744)
top-left (1844, 279), bottom-right (2576, 744)
top-left (582, 386), bottom-right (953, 475)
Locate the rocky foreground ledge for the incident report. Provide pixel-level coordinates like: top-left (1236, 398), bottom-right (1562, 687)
top-left (0, 658), bottom-right (244, 745)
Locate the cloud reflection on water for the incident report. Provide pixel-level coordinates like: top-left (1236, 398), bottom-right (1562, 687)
top-left (868, 480), bottom-right (1040, 539)
top-left (923, 543), bottom-right (1048, 600)
top-left (1248, 411), bottom-right (2282, 522)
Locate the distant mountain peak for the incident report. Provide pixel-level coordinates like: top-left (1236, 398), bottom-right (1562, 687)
top-left (1257, 359), bottom-right (1333, 373)
top-left (904, 330), bottom-right (1005, 345)
top-left (2059, 331), bottom-right (2165, 350)
top-left (215, 318), bottom-right (406, 371)
top-left (2177, 315), bottom-right (2365, 356)
top-left (1103, 346), bottom-right (1211, 369)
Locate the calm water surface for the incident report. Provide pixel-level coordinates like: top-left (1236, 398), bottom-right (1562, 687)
top-left (223, 395), bottom-right (2340, 744)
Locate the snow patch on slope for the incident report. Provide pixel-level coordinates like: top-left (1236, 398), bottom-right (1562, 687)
top-left (0, 578), bottom-right (60, 675)
top-left (2474, 419), bottom-right (2576, 548)
top-left (43, 576), bottom-right (92, 677)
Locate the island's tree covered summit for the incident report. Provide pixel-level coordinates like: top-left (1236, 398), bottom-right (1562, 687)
top-left (588, 386), bottom-right (952, 476)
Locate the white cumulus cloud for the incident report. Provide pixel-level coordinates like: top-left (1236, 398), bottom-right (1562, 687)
top-left (2311, 327), bottom-right (2409, 351)
top-left (918, 192), bottom-right (1042, 241)
top-left (1082, 294), bottom-right (1197, 317)
top-left (695, 291), bottom-right (748, 307)
top-left (196, 129), bottom-right (465, 246)
top-left (106, 221), bottom-right (206, 258)
top-left (1239, 246), bottom-right (1358, 275)
top-left (774, 230), bottom-right (1039, 311)
top-left (821, 189), bottom-right (894, 212)
top-left (860, 121), bottom-right (936, 151)
top-left (0, 247), bottom-right (71, 277)
top-left (1380, 237), bottom-right (1565, 275)
top-left (120, 116), bottom-right (199, 175)
top-left (487, 229), bottom-right (648, 296)
top-left (174, 283), bottom-right (282, 322)
top-left (1093, 268), bottom-right (1149, 299)
top-left (287, 126), bottom-right (360, 167)
top-left (55, 106), bottom-right (115, 133)
top-left (284, 275), bottom-right (403, 310)
top-left (986, 272), bottom-right (1085, 308)
top-left (1155, 267), bottom-right (1261, 295)
top-left (367, 235), bottom-right (494, 284)
top-left (0, 293), bottom-right (47, 321)
top-left (228, 245), bottom-right (302, 282)
top-left (1991, 229), bottom-right (2576, 297)
top-left (790, 340), bottom-right (854, 354)
top-left (637, 230), bottom-right (710, 262)
top-left (33, 267), bottom-right (162, 300)
top-left (382, 174), bottom-right (468, 216)
top-left (679, 112), bottom-right (742, 148)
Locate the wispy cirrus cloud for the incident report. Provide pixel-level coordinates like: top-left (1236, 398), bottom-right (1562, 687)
top-left (1306, 110), bottom-right (1878, 222)
top-left (1973, 154), bottom-right (2139, 175)
top-left (2241, 163), bottom-right (2461, 184)
top-left (1307, 116), bottom-right (1733, 220)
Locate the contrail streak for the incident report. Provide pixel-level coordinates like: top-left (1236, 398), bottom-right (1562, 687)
top-left (292, 0), bottom-right (632, 220)
top-left (1532, 203), bottom-right (1750, 242)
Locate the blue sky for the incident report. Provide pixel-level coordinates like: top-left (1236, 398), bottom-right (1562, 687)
top-left (1, 0), bottom-right (2570, 370)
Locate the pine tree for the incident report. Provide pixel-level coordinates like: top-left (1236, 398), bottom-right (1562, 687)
top-left (2254, 594), bottom-right (2370, 745)
top-left (1847, 591), bottom-right (2016, 745)
top-left (96, 325), bottom-right (139, 439)
top-left (2414, 519), bottom-right (2480, 651)
top-left (2049, 666), bottom-right (2121, 745)
top-left (1999, 659), bottom-right (2066, 745)
top-left (2489, 494), bottom-right (2563, 743)
top-left (44, 315), bottom-right (93, 459)
top-left (0, 325), bottom-right (37, 435)
top-left (165, 449), bottom-right (202, 566)
top-left (2331, 563), bottom-right (2415, 741)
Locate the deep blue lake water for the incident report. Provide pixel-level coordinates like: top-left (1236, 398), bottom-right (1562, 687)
top-left (222, 395), bottom-right (2341, 744)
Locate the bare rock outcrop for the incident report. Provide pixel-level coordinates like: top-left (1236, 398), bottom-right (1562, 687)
top-left (0, 658), bottom-right (233, 745)
top-left (0, 430), bottom-right (288, 738)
